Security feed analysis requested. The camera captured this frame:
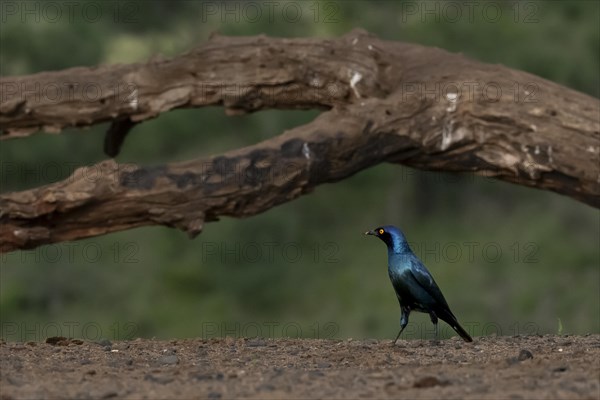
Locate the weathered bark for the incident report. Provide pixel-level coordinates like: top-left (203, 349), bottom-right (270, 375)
top-left (1, 30), bottom-right (599, 252)
top-left (1, 33), bottom-right (380, 142)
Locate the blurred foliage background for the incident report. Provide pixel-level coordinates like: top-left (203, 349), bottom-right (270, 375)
top-left (1, 0), bottom-right (598, 342)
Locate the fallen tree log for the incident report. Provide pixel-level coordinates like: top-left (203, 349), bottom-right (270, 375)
top-left (1, 30), bottom-right (598, 252)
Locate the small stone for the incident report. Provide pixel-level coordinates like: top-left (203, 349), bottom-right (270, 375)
top-left (518, 349), bottom-right (533, 361)
top-left (96, 339), bottom-right (112, 347)
top-left (413, 376), bottom-right (450, 388)
top-left (246, 339), bottom-right (267, 347)
top-left (144, 374), bottom-right (174, 384)
top-left (45, 336), bottom-right (67, 345)
top-left (309, 370), bottom-right (325, 378)
top-left (6, 375), bottom-right (24, 386)
top-left (158, 355), bottom-right (179, 365)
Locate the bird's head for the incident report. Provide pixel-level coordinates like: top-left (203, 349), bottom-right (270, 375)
top-left (365, 225), bottom-right (410, 254)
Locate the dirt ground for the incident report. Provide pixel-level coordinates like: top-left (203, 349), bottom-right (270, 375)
top-left (1, 334), bottom-right (598, 399)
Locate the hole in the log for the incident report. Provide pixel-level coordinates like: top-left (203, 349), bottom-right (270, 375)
top-left (112, 108), bottom-right (322, 164)
top-left (548, 109), bottom-right (557, 116)
top-left (0, 125), bottom-right (110, 193)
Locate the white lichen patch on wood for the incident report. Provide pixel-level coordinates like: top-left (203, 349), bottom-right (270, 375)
top-left (528, 107), bottom-right (545, 116)
top-left (127, 88), bottom-right (138, 110)
top-left (349, 71), bottom-right (363, 99)
top-left (310, 76), bottom-right (323, 88)
top-left (478, 149), bottom-right (521, 175)
top-left (141, 87), bottom-right (192, 118)
top-left (446, 92), bottom-right (458, 113)
top-left (441, 120), bottom-right (454, 151)
top-left (440, 93), bottom-right (462, 151)
top-left (302, 142), bottom-right (311, 160)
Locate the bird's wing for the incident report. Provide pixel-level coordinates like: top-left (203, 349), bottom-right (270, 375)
top-left (408, 257), bottom-right (453, 312)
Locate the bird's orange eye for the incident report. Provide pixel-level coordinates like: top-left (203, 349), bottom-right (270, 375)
top-left (378, 229), bottom-right (384, 235)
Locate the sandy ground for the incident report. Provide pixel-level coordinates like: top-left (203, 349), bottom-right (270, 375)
top-left (1, 334), bottom-right (599, 399)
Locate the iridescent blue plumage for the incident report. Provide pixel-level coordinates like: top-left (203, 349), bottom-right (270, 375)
top-left (366, 225), bottom-right (473, 343)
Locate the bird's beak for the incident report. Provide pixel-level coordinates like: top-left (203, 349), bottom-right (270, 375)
top-left (364, 230), bottom-right (375, 236)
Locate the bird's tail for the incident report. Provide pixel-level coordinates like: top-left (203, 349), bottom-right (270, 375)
top-left (438, 310), bottom-right (473, 342)
top-left (451, 321), bottom-right (473, 342)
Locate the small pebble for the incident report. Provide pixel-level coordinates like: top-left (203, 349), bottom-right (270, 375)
top-left (158, 355), bottom-right (179, 365)
top-left (518, 349), bottom-right (533, 361)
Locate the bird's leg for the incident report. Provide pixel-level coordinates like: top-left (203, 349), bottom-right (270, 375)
top-left (392, 308), bottom-right (410, 346)
top-left (392, 327), bottom-right (404, 345)
top-left (429, 313), bottom-right (440, 344)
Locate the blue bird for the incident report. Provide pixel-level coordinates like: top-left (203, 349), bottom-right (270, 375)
top-left (365, 225), bottom-right (473, 343)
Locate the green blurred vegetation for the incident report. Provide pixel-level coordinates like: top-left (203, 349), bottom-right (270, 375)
top-left (1, 0), bottom-right (598, 342)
